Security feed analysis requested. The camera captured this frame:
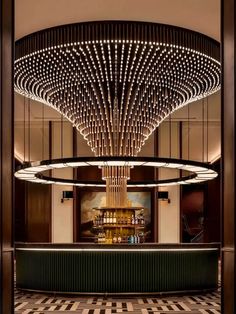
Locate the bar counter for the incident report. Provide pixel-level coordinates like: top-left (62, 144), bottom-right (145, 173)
top-left (15, 243), bottom-right (220, 295)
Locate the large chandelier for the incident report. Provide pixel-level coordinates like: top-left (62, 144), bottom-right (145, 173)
top-left (14, 21), bottom-right (220, 206)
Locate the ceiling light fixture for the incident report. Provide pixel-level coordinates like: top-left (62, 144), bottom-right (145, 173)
top-left (15, 156), bottom-right (218, 187)
top-left (15, 21), bottom-right (220, 158)
top-left (14, 21), bottom-right (220, 207)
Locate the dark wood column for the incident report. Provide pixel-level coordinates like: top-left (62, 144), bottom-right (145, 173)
top-left (153, 129), bottom-right (159, 243)
top-left (0, 0), bottom-right (14, 313)
top-left (73, 127), bottom-right (78, 242)
top-left (222, 0), bottom-right (236, 312)
top-left (179, 121), bottom-right (183, 243)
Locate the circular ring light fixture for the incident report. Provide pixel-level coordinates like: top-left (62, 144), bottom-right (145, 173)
top-left (15, 157), bottom-right (218, 187)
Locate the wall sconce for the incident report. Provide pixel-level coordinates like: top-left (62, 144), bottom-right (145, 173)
top-left (61, 191), bottom-right (73, 203)
top-left (158, 191), bottom-right (171, 203)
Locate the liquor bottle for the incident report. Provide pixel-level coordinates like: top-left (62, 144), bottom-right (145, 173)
top-left (107, 211), bottom-right (110, 224)
top-left (139, 232), bottom-right (144, 243)
top-left (137, 233), bottom-right (140, 243)
top-left (105, 230), bottom-right (109, 244)
top-left (122, 229), bottom-right (126, 243)
top-left (131, 214), bottom-right (135, 225)
top-left (135, 216), bottom-right (139, 224)
top-left (130, 234), bottom-right (134, 244)
top-left (110, 212), bottom-right (114, 224)
top-left (113, 233), bottom-right (117, 244)
top-left (109, 231), bottom-right (113, 244)
top-left (113, 211), bottom-right (117, 224)
top-left (140, 213), bottom-right (145, 225)
top-left (103, 211), bottom-right (107, 224)
top-left (117, 233), bottom-right (122, 243)
top-left (100, 215), bottom-right (102, 225)
top-left (127, 215), bottom-right (131, 225)
top-left (97, 232), bottom-right (101, 243)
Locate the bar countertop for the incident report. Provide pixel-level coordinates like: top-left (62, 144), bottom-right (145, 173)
top-left (15, 242), bottom-right (220, 250)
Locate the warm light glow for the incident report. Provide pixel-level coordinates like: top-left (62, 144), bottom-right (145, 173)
top-left (14, 151), bottom-right (24, 163)
top-left (51, 163), bottom-right (68, 169)
top-left (14, 21), bottom-right (220, 159)
top-left (16, 248), bottom-right (218, 252)
top-left (65, 162), bottom-right (89, 167)
top-left (14, 157), bottom-right (218, 187)
top-left (210, 154), bottom-right (221, 164)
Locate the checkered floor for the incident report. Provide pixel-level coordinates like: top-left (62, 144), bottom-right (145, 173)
top-left (15, 289), bottom-right (221, 313)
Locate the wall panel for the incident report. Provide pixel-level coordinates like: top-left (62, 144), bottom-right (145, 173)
top-left (0, 0), bottom-right (14, 312)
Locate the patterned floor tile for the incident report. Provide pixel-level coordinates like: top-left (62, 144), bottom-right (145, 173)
top-left (14, 288), bottom-right (221, 313)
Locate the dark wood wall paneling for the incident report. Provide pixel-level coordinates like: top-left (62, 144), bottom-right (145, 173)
top-left (222, 0), bottom-right (236, 312)
top-left (0, 0), bottom-right (14, 312)
top-left (14, 160), bottom-right (26, 242)
top-left (179, 116), bottom-right (220, 244)
top-left (179, 121), bottom-right (183, 242)
top-left (14, 162), bottom-right (52, 243)
top-left (180, 161), bottom-right (220, 244)
top-left (14, 120), bottom-right (52, 243)
top-left (153, 129), bottom-right (159, 242)
top-left (14, 117), bottom-right (52, 244)
top-left (73, 127), bottom-right (78, 242)
top-left (25, 182), bottom-right (51, 242)
top-left (181, 184), bottom-right (205, 242)
top-left (204, 160), bottom-right (220, 243)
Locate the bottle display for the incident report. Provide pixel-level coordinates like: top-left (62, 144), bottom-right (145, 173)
top-left (113, 212), bottom-right (117, 224)
top-left (93, 207), bottom-right (146, 244)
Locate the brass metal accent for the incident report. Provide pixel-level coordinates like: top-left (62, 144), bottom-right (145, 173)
top-left (102, 166), bottom-right (131, 207)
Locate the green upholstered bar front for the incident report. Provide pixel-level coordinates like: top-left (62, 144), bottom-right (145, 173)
top-left (16, 248), bottom-right (218, 294)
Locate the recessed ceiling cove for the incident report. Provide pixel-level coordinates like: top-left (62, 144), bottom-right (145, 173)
top-left (14, 21), bottom-right (220, 157)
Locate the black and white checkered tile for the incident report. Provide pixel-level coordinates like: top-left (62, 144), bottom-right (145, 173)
top-left (14, 289), bottom-right (221, 313)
